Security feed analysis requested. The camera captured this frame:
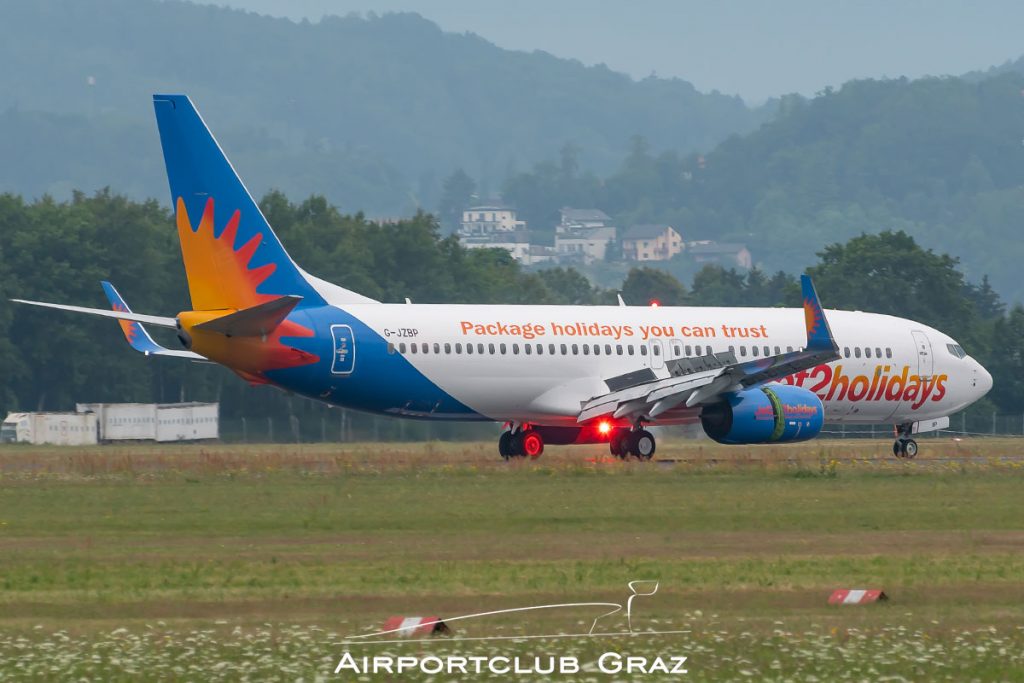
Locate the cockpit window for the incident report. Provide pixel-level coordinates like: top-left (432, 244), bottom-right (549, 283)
top-left (946, 343), bottom-right (967, 359)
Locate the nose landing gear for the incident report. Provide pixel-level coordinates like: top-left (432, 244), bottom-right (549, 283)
top-left (893, 423), bottom-right (918, 459)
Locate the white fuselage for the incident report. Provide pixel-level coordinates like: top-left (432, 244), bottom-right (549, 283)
top-left (338, 303), bottom-right (991, 427)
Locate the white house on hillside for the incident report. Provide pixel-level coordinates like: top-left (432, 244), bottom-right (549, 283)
top-left (460, 205), bottom-right (526, 235)
top-left (622, 224), bottom-right (683, 261)
top-left (688, 241), bottom-right (753, 269)
top-left (555, 226), bottom-right (616, 263)
top-left (559, 207), bottom-right (611, 230)
top-left (556, 207), bottom-right (616, 263)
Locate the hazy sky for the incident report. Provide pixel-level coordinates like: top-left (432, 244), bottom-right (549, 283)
top-left (212, 0), bottom-right (1024, 102)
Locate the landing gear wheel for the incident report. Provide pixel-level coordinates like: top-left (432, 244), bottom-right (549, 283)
top-left (629, 429), bottom-right (656, 460)
top-left (510, 432), bottom-right (524, 457)
top-left (609, 430), bottom-right (627, 459)
top-left (520, 430), bottom-right (544, 459)
top-left (499, 431), bottom-right (514, 460)
top-left (893, 420), bottom-right (919, 459)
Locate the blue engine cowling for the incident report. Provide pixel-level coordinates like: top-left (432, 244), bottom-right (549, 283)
top-left (700, 384), bottom-right (824, 444)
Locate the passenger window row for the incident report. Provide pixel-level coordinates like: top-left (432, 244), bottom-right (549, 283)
top-left (842, 346), bottom-right (893, 359)
top-left (387, 340), bottom-right (898, 363)
top-left (730, 344), bottom-right (794, 358)
top-left (387, 342), bottom-right (726, 357)
top-left (385, 342), bottom-right (826, 360)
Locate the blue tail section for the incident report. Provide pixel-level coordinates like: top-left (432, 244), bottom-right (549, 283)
top-left (800, 274), bottom-right (837, 351)
top-left (152, 94), bottom-right (323, 309)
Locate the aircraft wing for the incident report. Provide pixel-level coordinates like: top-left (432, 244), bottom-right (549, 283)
top-left (578, 275), bottom-right (840, 424)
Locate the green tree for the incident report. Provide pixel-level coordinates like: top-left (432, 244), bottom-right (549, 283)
top-left (690, 265), bottom-right (747, 306)
top-left (621, 267), bottom-right (687, 306)
top-left (807, 231), bottom-right (979, 348)
top-left (537, 268), bottom-right (604, 305)
top-left (986, 305), bottom-right (1024, 412)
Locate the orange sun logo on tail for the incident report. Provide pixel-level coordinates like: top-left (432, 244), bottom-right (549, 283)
top-left (176, 197), bottom-right (281, 311)
top-left (176, 197), bottom-right (319, 374)
top-left (803, 298), bottom-right (822, 338)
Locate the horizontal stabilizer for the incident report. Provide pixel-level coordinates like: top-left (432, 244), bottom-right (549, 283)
top-left (12, 298), bottom-right (178, 328)
top-left (194, 295), bottom-right (302, 337)
top-left (100, 282), bottom-right (204, 359)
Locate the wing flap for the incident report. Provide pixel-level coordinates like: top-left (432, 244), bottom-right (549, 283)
top-left (578, 369), bottom-right (721, 423)
top-left (576, 275), bottom-right (841, 423)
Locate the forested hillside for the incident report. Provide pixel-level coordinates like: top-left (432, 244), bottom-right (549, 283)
top-left (503, 74), bottom-right (1024, 303)
top-left (0, 0), bottom-right (768, 213)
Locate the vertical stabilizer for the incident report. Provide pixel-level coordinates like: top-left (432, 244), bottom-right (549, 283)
top-left (153, 94), bottom-right (324, 311)
top-left (800, 274), bottom-right (838, 351)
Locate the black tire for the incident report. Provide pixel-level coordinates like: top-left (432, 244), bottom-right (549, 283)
top-left (631, 429), bottom-right (656, 460)
top-left (892, 440), bottom-right (902, 458)
top-left (903, 439), bottom-right (918, 459)
top-left (499, 431), bottom-right (513, 460)
top-left (609, 430), bottom-right (625, 457)
top-left (621, 431), bottom-right (637, 459)
top-left (510, 431), bottom-right (525, 457)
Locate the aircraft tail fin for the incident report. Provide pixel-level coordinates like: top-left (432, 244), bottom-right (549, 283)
top-left (800, 274), bottom-right (838, 352)
top-left (153, 94), bottom-right (325, 312)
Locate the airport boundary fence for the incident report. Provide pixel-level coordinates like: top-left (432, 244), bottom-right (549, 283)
top-left (216, 409), bottom-right (1023, 444)
top-left (217, 411), bottom-right (500, 444)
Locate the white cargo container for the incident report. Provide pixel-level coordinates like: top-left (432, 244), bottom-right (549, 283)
top-left (76, 403), bottom-right (158, 441)
top-left (75, 402), bottom-right (219, 442)
top-left (155, 403), bottom-right (219, 442)
top-left (1, 412), bottom-right (98, 445)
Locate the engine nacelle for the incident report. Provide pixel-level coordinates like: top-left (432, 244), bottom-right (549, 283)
top-left (700, 384), bottom-right (824, 445)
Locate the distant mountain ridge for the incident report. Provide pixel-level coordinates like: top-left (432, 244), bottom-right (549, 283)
top-left (498, 72), bottom-right (1024, 302)
top-left (0, 0), bottom-right (772, 213)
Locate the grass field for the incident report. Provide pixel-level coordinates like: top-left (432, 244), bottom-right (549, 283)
top-left (1, 437), bottom-right (1023, 680)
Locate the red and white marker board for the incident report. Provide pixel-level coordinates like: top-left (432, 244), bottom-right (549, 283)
top-left (381, 616), bottom-right (450, 637)
top-left (828, 589), bottom-right (888, 605)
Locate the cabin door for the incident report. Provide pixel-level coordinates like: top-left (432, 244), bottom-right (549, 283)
top-left (911, 330), bottom-right (933, 378)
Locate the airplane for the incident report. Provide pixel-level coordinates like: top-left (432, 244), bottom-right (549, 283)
top-left (13, 95), bottom-right (993, 460)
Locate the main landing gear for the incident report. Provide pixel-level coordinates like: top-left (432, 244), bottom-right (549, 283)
top-left (893, 422), bottom-right (918, 459)
top-left (609, 427), bottom-right (656, 460)
top-left (499, 426), bottom-right (544, 460)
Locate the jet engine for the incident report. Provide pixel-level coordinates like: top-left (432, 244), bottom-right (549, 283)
top-left (700, 384), bottom-right (823, 444)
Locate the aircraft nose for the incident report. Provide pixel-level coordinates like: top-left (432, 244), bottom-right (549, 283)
top-left (974, 361), bottom-right (993, 398)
